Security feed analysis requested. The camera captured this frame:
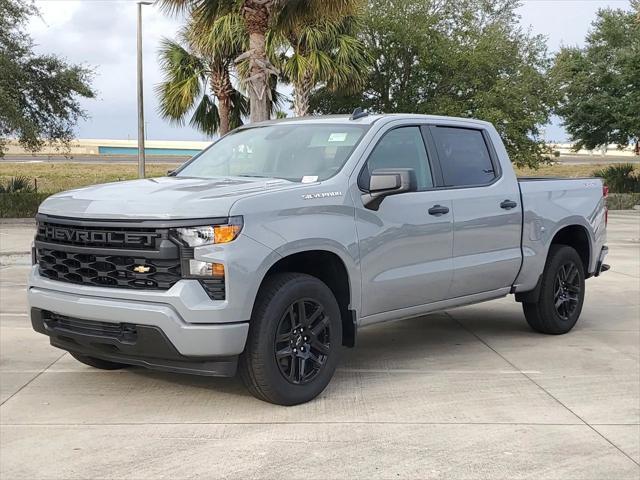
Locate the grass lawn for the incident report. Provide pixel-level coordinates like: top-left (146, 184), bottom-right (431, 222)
top-left (1, 161), bottom-right (633, 193)
top-left (0, 163), bottom-right (174, 192)
top-left (2, 161), bottom-right (638, 216)
top-left (514, 163), bottom-right (626, 178)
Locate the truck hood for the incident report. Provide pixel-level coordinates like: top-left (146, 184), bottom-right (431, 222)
top-left (38, 176), bottom-right (299, 220)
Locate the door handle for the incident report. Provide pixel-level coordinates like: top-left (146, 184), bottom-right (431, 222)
top-left (500, 200), bottom-right (518, 210)
top-left (428, 205), bottom-right (450, 216)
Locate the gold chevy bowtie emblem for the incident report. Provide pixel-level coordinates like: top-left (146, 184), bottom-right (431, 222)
top-left (133, 265), bottom-right (151, 273)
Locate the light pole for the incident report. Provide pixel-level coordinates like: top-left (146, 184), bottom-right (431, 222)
top-left (137, 1), bottom-right (153, 179)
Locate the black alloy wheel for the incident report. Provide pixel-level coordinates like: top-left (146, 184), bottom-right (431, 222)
top-left (553, 261), bottom-right (581, 321)
top-left (274, 299), bottom-right (331, 385)
top-left (522, 244), bottom-right (586, 335)
top-left (239, 272), bottom-right (342, 405)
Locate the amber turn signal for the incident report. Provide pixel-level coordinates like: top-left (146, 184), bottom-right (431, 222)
top-left (213, 224), bottom-right (242, 244)
top-left (211, 262), bottom-right (225, 278)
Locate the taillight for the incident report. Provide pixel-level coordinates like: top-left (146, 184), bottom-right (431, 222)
top-left (603, 185), bottom-right (609, 225)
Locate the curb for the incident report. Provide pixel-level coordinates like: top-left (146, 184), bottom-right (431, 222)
top-left (0, 218), bottom-right (36, 225)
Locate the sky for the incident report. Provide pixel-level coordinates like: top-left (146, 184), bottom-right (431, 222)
top-left (27, 0), bottom-right (632, 143)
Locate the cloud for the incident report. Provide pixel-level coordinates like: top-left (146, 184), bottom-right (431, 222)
top-left (25, 0), bottom-right (631, 142)
top-left (29, 0), bottom-right (201, 141)
top-left (517, 0), bottom-right (631, 53)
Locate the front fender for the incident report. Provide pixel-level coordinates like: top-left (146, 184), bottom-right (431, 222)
top-left (233, 182), bottom-right (361, 316)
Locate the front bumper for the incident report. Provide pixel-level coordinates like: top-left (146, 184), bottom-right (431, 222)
top-left (31, 308), bottom-right (239, 376)
top-left (28, 267), bottom-right (249, 375)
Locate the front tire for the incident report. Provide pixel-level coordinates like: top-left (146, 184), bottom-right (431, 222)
top-left (523, 245), bottom-right (586, 334)
top-left (239, 273), bottom-right (342, 405)
top-left (70, 352), bottom-right (129, 370)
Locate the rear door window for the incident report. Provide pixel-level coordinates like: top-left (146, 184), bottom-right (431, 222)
top-left (431, 127), bottom-right (496, 187)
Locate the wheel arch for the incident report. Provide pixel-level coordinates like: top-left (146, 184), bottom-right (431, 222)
top-left (516, 222), bottom-right (593, 303)
top-left (549, 224), bottom-right (591, 276)
top-left (255, 249), bottom-right (357, 347)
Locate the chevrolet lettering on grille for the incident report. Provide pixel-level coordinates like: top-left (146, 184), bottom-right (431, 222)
top-left (40, 225), bottom-right (158, 248)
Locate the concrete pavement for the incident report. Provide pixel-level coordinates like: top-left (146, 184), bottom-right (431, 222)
top-left (0, 213), bottom-right (638, 479)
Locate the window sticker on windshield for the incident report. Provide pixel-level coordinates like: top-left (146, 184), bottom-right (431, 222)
top-left (301, 176), bottom-right (319, 183)
top-left (328, 133), bottom-right (348, 142)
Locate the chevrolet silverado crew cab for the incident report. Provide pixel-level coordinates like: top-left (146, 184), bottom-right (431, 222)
top-left (28, 113), bottom-right (609, 405)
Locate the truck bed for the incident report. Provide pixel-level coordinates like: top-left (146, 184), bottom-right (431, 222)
top-left (517, 176), bottom-right (600, 181)
top-left (513, 175), bottom-right (607, 292)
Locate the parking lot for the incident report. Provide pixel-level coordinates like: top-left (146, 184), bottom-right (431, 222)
top-left (0, 212), bottom-right (638, 479)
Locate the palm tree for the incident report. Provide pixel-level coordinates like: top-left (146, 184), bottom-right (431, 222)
top-left (159, 0), bottom-right (361, 123)
top-left (274, 14), bottom-right (370, 117)
top-left (156, 14), bottom-right (248, 136)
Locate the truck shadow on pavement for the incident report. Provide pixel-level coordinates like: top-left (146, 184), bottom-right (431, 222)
top-left (125, 307), bottom-right (536, 398)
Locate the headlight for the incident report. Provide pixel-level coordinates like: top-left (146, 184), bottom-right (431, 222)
top-left (173, 217), bottom-right (243, 247)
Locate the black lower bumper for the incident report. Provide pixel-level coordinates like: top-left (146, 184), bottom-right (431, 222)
top-left (31, 308), bottom-right (237, 377)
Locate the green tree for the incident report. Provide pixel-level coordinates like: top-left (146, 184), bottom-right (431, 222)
top-left (552, 3), bottom-right (639, 151)
top-left (0, 0), bottom-right (95, 157)
top-left (309, 0), bottom-right (557, 167)
top-left (159, 0), bottom-right (359, 123)
top-left (273, 12), bottom-right (371, 117)
top-left (157, 14), bottom-right (248, 136)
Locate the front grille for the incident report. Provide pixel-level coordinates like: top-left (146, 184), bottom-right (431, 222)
top-left (34, 216), bottom-right (226, 299)
top-left (37, 221), bottom-right (159, 250)
top-left (37, 248), bottom-right (181, 290)
top-left (43, 311), bottom-right (138, 343)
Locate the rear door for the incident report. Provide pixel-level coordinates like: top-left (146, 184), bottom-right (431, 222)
top-left (427, 125), bottom-right (522, 297)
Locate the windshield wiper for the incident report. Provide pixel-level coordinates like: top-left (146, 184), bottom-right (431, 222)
top-left (236, 173), bottom-right (296, 182)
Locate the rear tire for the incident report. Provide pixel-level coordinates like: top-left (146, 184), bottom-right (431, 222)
top-left (239, 273), bottom-right (342, 405)
top-left (70, 352), bottom-right (129, 370)
top-left (523, 245), bottom-right (585, 334)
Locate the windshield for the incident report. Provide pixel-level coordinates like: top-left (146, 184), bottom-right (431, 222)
top-left (176, 123), bottom-right (368, 182)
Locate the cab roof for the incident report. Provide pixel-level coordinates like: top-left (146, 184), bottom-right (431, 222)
top-left (242, 113), bottom-right (491, 128)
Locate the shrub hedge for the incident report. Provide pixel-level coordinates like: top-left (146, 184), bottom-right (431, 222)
top-left (607, 193), bottom-right (640, 210)
top-left (0, 192), bottom-right (51, 218)
top-left (593, 164), bottom-right (640, 193)
top-left (0, 180), bottom-right (638, 218)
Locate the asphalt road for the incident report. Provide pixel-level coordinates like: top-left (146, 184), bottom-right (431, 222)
top-left (1, 153), bottom-right (639, 165)
top-left (0, 212), bottom-right (638, 479)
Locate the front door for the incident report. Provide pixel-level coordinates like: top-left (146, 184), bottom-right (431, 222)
top-left (355, 126), bottom-right (454, 318)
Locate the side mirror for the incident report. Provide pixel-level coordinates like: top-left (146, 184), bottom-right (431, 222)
top-left (362, 168), bottom-right (414, 210)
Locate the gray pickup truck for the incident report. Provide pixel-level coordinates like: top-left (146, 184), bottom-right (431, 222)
top-left (28, 113), bottom-right (609, 405)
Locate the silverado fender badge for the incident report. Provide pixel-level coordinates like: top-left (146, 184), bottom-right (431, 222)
top-left (301, 191), bottom-right (343, 200)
